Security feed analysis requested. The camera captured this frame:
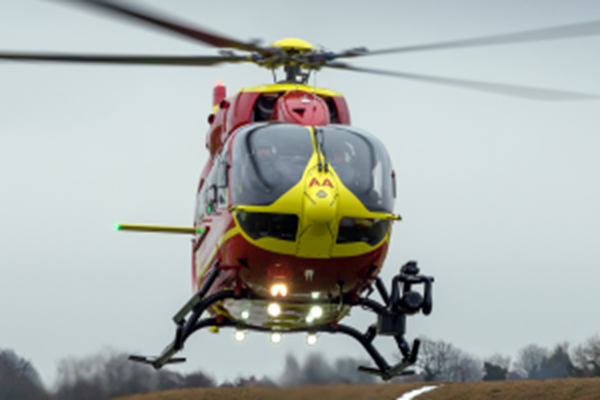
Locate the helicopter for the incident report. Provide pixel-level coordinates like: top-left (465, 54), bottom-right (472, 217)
top-left (2, 1), bottom-right (600, 381)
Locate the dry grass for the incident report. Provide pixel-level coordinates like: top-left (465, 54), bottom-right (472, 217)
top-left (111, 382), bottom-right (427, 400)
top-left (420, 378), bottom-right (600, 400)
top-left (112, 378), bottom-right (600, 400)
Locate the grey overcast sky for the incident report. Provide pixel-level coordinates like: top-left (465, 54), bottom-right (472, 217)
top-left (1, 0), bottom-right (599, 387)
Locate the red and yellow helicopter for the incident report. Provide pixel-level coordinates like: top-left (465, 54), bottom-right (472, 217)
top-left (3, 0), bottom-right (599, 380)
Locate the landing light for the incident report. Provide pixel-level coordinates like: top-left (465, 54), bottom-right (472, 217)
top-left (270, 332), bottom-right (282, 344)
top-left (270, 283), bottom-right (288, 297)
top-left (306, 334), bottom-right (318, 346)
top-left (310, 306), bottom-right (323, 319)
top-left (267, 303), bottom-right (281, 317)
top-left (311, 292), bottom-right (320, 300)
top-left (241, 310), bottom-right (250, 320)
top-left (234, 330), bottom-right (246, 342)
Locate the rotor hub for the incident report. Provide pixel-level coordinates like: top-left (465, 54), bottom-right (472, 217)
top-left (269, 38), bottom-right (315, 54)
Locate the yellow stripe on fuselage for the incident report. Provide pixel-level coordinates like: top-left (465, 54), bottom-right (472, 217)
top-left (196, 226), bottom-right (240, 287)
top-left (240, 83), bottom-right (343, 98)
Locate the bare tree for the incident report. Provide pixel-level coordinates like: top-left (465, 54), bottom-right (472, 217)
top-left (413, 337), bottom-right (482, 382)
top-left (514, 344), bottom-right (549, 379)
top-left (573, 334), bottom-right (600, 377)
top-left (452, 352), bottom-right (483, 382)
top-left (416, 337), bottom-right (461, 381)
top-left (518, 342), bottom-right (581, 380)
top-left (53, 349), bottom-right (213, 400)
top-left (334, 357), bottom-right (376, 384)
top-left (280, 353), bottom-right (302, 387)
top-left (0, 349), bottom-right (49, 400)
top-left (279, 352), bottom-right (375, 386)
top-left (183, 370), bottom-right (217, 388)
top-left (301, 353), bottom-right (340, 385)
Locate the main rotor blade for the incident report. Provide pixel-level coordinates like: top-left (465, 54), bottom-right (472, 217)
top-left (59, 0), bottom-right (265, 53)
top-left (326, 62), bottom-right (599, 101)
top-left (336, 19), bottom-right (600, 58)
top-left (0, 52), bottom-right (249, 66)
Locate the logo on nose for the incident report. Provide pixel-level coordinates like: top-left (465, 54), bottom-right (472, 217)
top-left (309, 178), bottom-right (334, 188)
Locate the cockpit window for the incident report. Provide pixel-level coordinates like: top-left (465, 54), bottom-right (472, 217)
top-left (230, 123), bottom-right (313, 206)
top-left (320, 125), bottom-right (394, 213)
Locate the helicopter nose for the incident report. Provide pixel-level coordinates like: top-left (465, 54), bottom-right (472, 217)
top-left (304, 174), bottom-right (337, 223)
top-left (296, 170), bottom-right (339, 258)
top-left (305, 192), bottom-right (336, 224)
top-left (305, 193), bottom-right (336, 222)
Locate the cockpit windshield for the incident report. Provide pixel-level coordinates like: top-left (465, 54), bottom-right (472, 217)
top-left (230, 123), bottom-right (314, 206)
top-left (320, 125), bottom-right (394, 213)
top-left (230, 123), bottom-right (394, 212)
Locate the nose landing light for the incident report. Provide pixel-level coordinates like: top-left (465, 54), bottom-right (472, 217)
top-left (270, 283), bottom-right (288, 297)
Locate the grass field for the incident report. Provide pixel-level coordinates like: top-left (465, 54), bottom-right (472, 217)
top-left (112, 377), bottom-right (600, 400)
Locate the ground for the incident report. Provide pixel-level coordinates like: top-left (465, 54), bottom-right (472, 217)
top-left (112, 377), bottom-right (600, 400)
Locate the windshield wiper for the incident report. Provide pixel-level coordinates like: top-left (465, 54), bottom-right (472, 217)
top-left (314, 126), bottom-right (328, 172)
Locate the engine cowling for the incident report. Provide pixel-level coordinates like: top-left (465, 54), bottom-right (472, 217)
top-left (271, 90), bottom-right (330, 126)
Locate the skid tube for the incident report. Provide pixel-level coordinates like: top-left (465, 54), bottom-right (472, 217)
top-left (129, 261), bottom-right (434, 381)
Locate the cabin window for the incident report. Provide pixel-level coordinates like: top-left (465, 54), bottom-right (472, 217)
top-left (230, 124), bottom-right (313, 206)
top-left (216, 142), bottom-right (229, 207)
top-left (196, 178), bottom-right (207, 223)
top-left (204, 165), bottom-right (218, 214)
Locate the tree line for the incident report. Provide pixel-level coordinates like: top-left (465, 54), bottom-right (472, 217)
top-left (1, 333), bottom-right (599, 399)
top-left (0, 348), bottom-right (376, 400)
top-left (1, 349), bottom-right (220, 400)
top-left (412, 334), bottom-right (600, 382)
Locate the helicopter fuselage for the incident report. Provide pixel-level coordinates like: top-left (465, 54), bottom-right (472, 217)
top-left (194, 83), bottom-right (399, 328)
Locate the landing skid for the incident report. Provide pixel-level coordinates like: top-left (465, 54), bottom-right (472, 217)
top-left (129, 261), bottom-right (434, 381)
